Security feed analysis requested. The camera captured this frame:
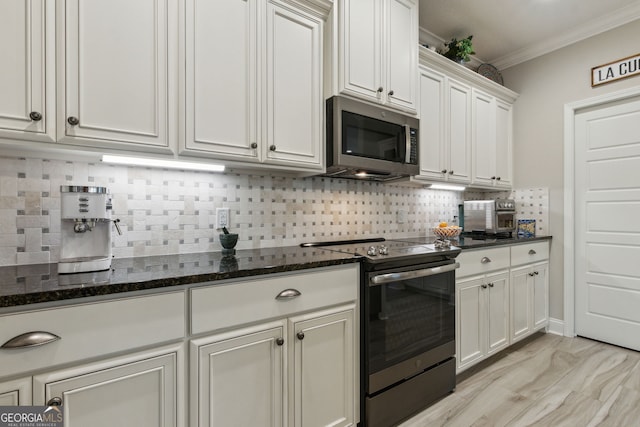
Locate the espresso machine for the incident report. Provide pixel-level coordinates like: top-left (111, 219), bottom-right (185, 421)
top-left (58, 186), bottom-right (121, 274)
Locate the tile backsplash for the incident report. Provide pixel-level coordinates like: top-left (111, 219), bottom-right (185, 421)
top-left (0, 155), bottom-right (465, 266)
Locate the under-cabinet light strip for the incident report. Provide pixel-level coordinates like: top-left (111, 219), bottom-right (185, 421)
top-left (430, 184), bottom-right (466, 191)
top-left (101, 155), bottom-right (225, 172)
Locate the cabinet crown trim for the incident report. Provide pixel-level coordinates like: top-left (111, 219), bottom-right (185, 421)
top-left (419, 47), bottom-right (519, 103)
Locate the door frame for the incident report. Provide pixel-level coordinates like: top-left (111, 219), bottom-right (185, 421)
top-left (563, 84), bottom-right (640, 337)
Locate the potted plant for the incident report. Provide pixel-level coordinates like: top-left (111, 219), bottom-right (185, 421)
top-left (442, 35), bottom-right (475, 63)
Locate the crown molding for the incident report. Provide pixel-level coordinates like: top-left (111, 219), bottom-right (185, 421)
top-left (493, 3), bottom-right (640, 70)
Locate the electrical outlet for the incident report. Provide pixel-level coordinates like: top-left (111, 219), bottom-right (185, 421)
top-left (216, 208), bottom-right (230, 229)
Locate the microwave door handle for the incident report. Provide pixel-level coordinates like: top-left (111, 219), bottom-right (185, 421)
top-left (404, 124), bottom-right (411, 163)
top-left (370, 262), bottom-right (460, 286)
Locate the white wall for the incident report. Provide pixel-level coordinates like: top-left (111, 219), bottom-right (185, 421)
top-left (502, 19), bottom-right (640, 320)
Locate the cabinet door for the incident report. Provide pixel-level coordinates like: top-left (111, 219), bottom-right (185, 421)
top-left (494, 99), bottom-right (512, 188)
top-left (191, 323), bottom-right (284, 427)
top-left (532, 262), bottom-right (549, 331)
top-left (340, 0), bottom-right (383, 101)
top-left (510, 265), bottom-right (532, 343)
top-left (486, 271), bottom-right (510, 355)
top-left (417, 67), bottom-right (446, 180)
top-left (183, 0), bottom-right (259, 160)
top-left (34, 346), bottom-right (181, 427)
top-left (290, 305), bottom-right (355, 427)
top-left (385, 0), bottom-right (417, 111)
top-left (456, 276), bottom-right (484, 371)
top-left (0, 377), bottom-right (32, 405)
top-left (0, 0), bottom-right (54, 141)
top-left (471, 89), bottom-right (497, 187)
top-left (447, 79), bottom-right (472, 183)
top-left (264, 0), bottom-right (323, 169)
top-left (59, 0), bottom-right (172, 150)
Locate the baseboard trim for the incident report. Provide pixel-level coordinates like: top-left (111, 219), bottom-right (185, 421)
top-left (547, 317), bottom-right (565, 336)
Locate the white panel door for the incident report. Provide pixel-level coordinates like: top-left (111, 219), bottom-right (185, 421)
top-left (385, 0), bottom-right (417, 111)
top-left (340, 0), bottom-right (382, 101)
top-left (0, 377), bottom-right (32, 405)
top-left (472, 89), bottom-right (496, 186)
top-left (494, 99), bottom-right (513, 188)
top-left (59, 0), bottom-right (171, 150)
top-left (184, 0), bottom-right (259, 160)
top-left (264, 0), bottom-right (323, 169)
top-left (486, 271), bottom-right (509, 355)
top-left (447, 79), bottom-right (472, 183)
top-left (290, 305), bottom-right (355, 427)
top-left (34, 348), bottom-right (180, 427)
top-left (417, 68), bottom-right (446, 180)
top-left (192, 323), bottom-right (284, 427)
top-left (0, 0), bottom-right (54, 141)
top-left (456, 276), bottom-right (484, 371)
top-left (575, 94), bottom-right (640, 351)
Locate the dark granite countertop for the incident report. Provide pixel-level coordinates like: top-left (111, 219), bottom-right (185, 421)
top-left (0, 234), bottom-right (551, 310)
top-left (0, 246), bottom-right (360, 309)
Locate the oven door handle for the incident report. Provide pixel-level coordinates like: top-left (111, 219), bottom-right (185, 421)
top-left (369, 262), bottom-right (460, 286)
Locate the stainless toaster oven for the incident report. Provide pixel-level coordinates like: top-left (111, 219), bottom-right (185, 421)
top-left (463, 199), bottom-right (516, 235)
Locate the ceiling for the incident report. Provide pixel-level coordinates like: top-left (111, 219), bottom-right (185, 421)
top-left (419, 0), bottom-right (640, 70)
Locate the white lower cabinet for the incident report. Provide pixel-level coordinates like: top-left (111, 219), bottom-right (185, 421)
top-left (510, 262), bottom-right (549, 343)
top-left (0, 377), bottom-right (32, 405)
top-left (191, 323), bottom-right (285, 427)
top-left (33, 344), bottom-right (183, 427)
top-left (455, 241), bottom-right (551, 373)
top-left (290, 307), bottom-right (354, 427)
top-left (190, 304), bottom-right (356, 427)
top-left (456, 271), bottom-right (509, 372)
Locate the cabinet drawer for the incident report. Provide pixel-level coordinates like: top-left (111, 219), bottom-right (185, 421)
top-left (457, 247), bottom-right (510, 278)
top-left (190, 265), bottom-right (359, 335)
top-left (0, 292), bottom-right (185, 378)
top-left (511, 241), bottom-right (549, 266)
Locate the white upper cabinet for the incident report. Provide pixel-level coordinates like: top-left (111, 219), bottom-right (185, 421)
top-left (57, 0), bottom-right (175, 152)
top-left (0, 0), bottom-right (55, 142)
top-left (333, 0), bottom-right (418, 112)
top-left (182, 0), bottom-right (327, 172)
top-left (417, 48), bottom-right (517, 189)
top-left (183, 0), bottom-right (258, 161)
top-left (471, 88), bottom-right (512, 189)
top-left (417, 66), bottom-right (471, 183)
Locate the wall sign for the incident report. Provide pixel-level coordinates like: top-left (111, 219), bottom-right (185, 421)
top-left (592, 53), bottom-right (640, 87)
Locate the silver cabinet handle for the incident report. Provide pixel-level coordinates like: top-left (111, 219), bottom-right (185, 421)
top-left (449, 170), bottom-right (454, 174)
top-left (441, 169), bottom-right (447, 174)
top-left (370, 262), bottom-right (460, 286)
top-left (1, 331), bottom-right (61, 349)
top-left (47, 397), bottom-right (62, 407)
top-left (30, 111), bottom-right (42, 121)
top-left (528, 249), bottom-right (537, 255)
top-left (481, 257), bottom-right (491, 264)
top-left (275, 289), bottom-right (301, 300)
top-left (488, 282), bottom-right (494, 287)
top-left (388, 90), bottom-right (394, 96)
top-left (481, 284), bottom-right (488, 289)
top-left (269, 145), bottom-right (277, 151)
top-left (377, 87), bottom-right (384, 93)
top-left (250, 142), bottom-right (258, 149)
top-left (276, 337), bottom-right (284, 346)
top-left (67, 116), bottom-right (79, 126)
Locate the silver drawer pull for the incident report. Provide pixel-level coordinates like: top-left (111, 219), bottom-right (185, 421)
top-left (275, 289), bottom-right (301, 300)
top-left (528, 249), bottom-right (537, 255)
top-left (1, 331), bottom-right (61, 349)
top-left (481, 257), bottom-right (492, 264)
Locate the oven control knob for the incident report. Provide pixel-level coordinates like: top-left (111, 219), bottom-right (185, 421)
top-left (378, 245), bottom-right (388, 255)
top-left (367, 246), bottom-right (378, 256)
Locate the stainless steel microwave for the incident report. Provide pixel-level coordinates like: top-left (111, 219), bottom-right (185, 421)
top-left (324, 96), bottom-right (419, 181)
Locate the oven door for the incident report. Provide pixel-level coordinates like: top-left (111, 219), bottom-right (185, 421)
top-left (365, 260), bottom-right (458, 394)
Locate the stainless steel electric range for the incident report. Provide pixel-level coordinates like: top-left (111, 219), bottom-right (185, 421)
top-left (301, 238), bottom-right (461, 427)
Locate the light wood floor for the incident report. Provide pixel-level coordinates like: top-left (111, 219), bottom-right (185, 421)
top-left (400, 333), bottom-right (640, 427)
